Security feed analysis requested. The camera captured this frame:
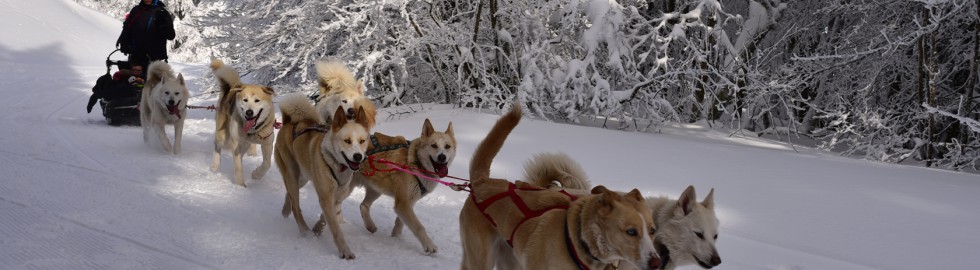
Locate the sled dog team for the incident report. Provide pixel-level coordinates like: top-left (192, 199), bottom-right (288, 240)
top-left (138, 59), bottom-right (721, 270)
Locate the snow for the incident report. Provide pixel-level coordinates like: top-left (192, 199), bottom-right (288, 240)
top-left (2, 0), bottom-right (979, 269)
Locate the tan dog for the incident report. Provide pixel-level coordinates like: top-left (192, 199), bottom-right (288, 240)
top-left (140, 61), bottom-right (188, 155)
top-left (351, 119), bottom-right (456, 255)
top-left (459, 102), bottom-right (663, 270)
top-left (313, 59), bottom-right (377, 130)
top-left (524, 157), bottom-right (722, 270)
top-left (274, 94), bottom-right (371, 260)
top-left (209, 59), bottom-right (276, 187)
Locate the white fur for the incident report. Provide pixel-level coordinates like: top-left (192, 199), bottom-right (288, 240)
top-left (140, 61), bottom-right (188, 155)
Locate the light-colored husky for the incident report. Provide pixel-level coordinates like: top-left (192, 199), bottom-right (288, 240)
top-left (351, 119), bottom-right (456, 255)
top-left (645, 186), bottom-right (721, 269)
top-left (459, 102), bottom-right (663, 270)
top-left (274, 94), bottom-right (371, 260)
top-left (313, 59), bottom-right (377, 130)
top-left (525, 157), bottom-right (722, 270)
top-left (140, 61), bottom-right (188, 155)
top-left (209, 59), bottom-right (276, 187)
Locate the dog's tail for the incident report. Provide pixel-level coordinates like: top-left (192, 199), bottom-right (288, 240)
top-left (210, 58), bottom-right (242, 98)
top-left (145, 61), bottom-right (173, 90)
top-left (316, 59), bottom-right (359, 96)
top-left (470, 101), bottom-right (523, 181)
top-left (522, 152), bottom-right (592, 190)
top-left (279, 94), bottom-right (321, 125)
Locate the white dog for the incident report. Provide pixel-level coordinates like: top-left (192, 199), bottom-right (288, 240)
top-left (140, 61), bottom-right (188, 155)
top-left (313, 59), bottom-right (376, 130)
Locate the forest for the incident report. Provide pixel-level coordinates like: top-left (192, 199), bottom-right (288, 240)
top-left (78, 0), bottom-right (980, 171)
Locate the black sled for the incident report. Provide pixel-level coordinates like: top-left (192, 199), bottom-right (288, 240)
top-left (86, 49), bottom-right (142, 126)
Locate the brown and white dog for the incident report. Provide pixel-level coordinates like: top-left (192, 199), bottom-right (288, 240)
top-left (525, 157), bottom-right (722, 270)
top-left (140, 61), bottom-right (188, 155)
top-left (313, 59), bottom-right (376, 130)
top-left (351, 119), bottom-right (456, 255)
top-left (209, 59), bottom-right (276, 187)
top-left (274, 94), bottom-right (371, 260)
top-left (458, 102), bottom-right (663, 270)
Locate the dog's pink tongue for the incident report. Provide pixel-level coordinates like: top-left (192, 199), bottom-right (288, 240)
top-left (242, 118), bottom-right (257, 132)
top-left (435, 165), bottom-right (449, 177)
top-left (168, 105), bottom-right (181, 119)
top-left (348, 162), bottom-right (361, 171)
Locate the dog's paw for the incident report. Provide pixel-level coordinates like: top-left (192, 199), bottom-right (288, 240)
top-left (339, 249), bottom-right (356, 260)
top-left (423, 244), bottom-right (437, 255)
top-left (313, 221), bottom-right (326, 235)
top-left (250, 170), bottom-right (264, 180)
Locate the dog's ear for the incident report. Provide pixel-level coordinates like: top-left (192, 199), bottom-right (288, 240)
top-left (626, 189), bottom-right (644, 203)
top-left (590, 185), bottom-right (609, 195)
top-left (178, 73), bottom-right (185, 86)
top-left (422, 119), bottom-right (435, 137)
top-left (354, 106), bottom-right (370, 129)
top-left (223, 87), bottom-right (242, 107)
top-left (676, 185), bottom-right (697, 216)
top-left (595, 186), bottom-right (621, 212)
top-left (332, 106), bottom-right (348, 132)
top-left (262, 86), bottom-right (275, 96)
top-left (702, 188), bottom-right (715, 209)
top-left (445, 122), bottom-right (454, 137)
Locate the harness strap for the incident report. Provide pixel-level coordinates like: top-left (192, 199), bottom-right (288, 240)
top-left (362, 135), bottom-right (428, 195)
top-left (293, 124), bottom-right (330, 140)
top-left (365, 134), bottom-right (412, 156)
top-left (471, 182), bottom-right (578, 246)
top-left (250, 118), bottom-right (274, 141)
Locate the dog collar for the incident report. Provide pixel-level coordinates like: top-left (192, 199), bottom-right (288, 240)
top-left (565, 219), bottom-right (594, 270)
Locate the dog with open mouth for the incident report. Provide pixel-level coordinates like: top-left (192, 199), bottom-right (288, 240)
top-left (351, 118), bottom-right (455, 255)
top-left (210, 59), bottom-right (276, 187)
top-left (274, 94), bottom-right (372, 260)
top-left (140, 61), bottom-right (188, 155)
top-left (459, 101), bottom-right (663, 270)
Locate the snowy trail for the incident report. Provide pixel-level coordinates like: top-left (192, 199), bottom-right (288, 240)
top-left (2, 1), bottom-right (980, 269)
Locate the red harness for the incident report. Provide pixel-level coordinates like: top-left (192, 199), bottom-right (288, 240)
top-left (471, 182), bottom-right (578, 246)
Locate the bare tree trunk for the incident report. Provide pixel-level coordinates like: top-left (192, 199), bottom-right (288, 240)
top-left (928, 24), bottom-right (938, 167)
top-left (917, 6), bottom-right (929, 163)
top-left (962, 0), bottom-right (980, 146)
top-left (462, 0), bottom-right (484, 98)
top-left (408, 15), bottom-right (451, 104)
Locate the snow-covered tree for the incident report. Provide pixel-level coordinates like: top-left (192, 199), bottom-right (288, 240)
top-left (76, 0), bottom-right (980, 170)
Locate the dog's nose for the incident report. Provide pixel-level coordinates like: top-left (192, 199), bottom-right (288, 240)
top-left (437, 154), bottom-right (446, 163)
top-left (245, 109), bottom-right (254, 118)
top-left (168, 100), bottom-right (176, 106)
top-left (352, 153), bottom-right (363, 162)
top-left (710, 253), bottom-right (721, 266)
top-left (647, 252), bottom-right (662, 269)
top-left (346, 107), bottom-right (355, 118)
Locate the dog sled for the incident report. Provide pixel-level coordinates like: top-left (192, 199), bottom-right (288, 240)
top-left (86, 49), bottom-right (142, 126)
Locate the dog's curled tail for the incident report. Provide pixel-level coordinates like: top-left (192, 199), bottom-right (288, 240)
top-left (316, 59), bottom-right (359, 95)
top-left (279, 94), bottom-right (321, 125)
top-left (522, 153), bottom-right (591, 190)
top-left (145, 61), bottom-right (173, 89)
top-left (469, 101), bottom-right (523, 181)
top-left (210, 58), bottom-right (242, 97)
